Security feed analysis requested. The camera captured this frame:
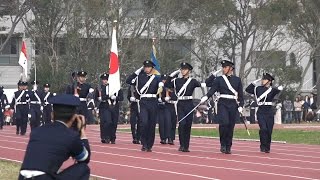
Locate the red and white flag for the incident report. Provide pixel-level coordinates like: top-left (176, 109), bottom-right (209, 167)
top-left (108, 25), bottom-right (121, 96)
top-left (19, 41), bottom-right (28, 78)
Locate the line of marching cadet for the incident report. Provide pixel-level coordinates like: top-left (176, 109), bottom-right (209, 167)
top-left (0, 59), bottom-right (284, 155)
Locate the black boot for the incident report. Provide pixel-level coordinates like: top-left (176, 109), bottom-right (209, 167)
top-left (225, 147), bottom-right (231, 154)
top-left (178, 146), bottom-right (183, 151)
top-left (220, 146), bottom-right (227, 154)
top-left (168, 139), bottom-right (174, 145)
top-left (160, 139), bottom-right (167, 144)
top-left (141, 146), bottom-right (146, 151)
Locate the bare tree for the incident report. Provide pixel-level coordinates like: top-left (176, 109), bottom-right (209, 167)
top-left (0, 0), bottom-right (31, 52)
top-left (285, 0), bottom-right (320, 104)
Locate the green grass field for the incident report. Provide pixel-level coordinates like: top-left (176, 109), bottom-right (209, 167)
top-left (119, 128), bottom-right (320, 145)
top-left (190, 128), bottom-right (320, 145)
top-left (0, 160), bottom-right (99, 180)
top-left (0, 160), bottom-right (20, 180)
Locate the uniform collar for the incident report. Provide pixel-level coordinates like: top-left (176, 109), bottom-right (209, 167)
top-left (56, 120), bottom-right (69, 128)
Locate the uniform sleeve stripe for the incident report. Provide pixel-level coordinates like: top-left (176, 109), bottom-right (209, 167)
top-left (75, 147), bottom-right (88, 161)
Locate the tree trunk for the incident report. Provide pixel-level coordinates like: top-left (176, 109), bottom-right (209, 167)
top-left (239, 39), bottom-right (247, 78)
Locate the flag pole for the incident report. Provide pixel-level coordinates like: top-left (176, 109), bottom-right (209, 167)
top-left (22, 32), bottom-right (25, 81)
top-left (34, 59), bottom-right (37, 90)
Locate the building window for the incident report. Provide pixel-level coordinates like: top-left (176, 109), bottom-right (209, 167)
top-left (0, 36), bottom-right (20, 65)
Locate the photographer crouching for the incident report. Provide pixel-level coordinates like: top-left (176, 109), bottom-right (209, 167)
top-left (19, 94), bottom-right (90, 180)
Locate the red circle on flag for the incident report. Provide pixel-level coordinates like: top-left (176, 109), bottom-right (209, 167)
top-left (109, 52), bottom-right (119, 74)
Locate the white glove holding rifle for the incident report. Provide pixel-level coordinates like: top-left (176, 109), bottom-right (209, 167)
top-left (169, 69), bottom-right (180, 77)
top-left (135, 66), bottom-right (144, 75)
top-left (212, 69), bottom-right (222, 76)
top-left (252, 79), bottom-right (261, 86)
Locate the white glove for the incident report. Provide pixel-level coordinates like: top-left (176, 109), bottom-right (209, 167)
top-left (74, 94), bottom-right (79, 97)
top-left (5, 105), bottom-right (10, 109)
top-left (278, 85), bottom-right (283, 91)
top-left (169, 69), bottom-right (180, 77)
top-left (130, 97), bottom-right (136, 102)
top-left (111, 95), bottom-right (117, 100)
top-left (95, 108), bottom-right (99, 114)
top-left (238, 107), bottom-right (243, 114)
top-left (158, 98), bottom-right (162, 103)
top-left (98, 97), bottom-right (102, 101)
top-left (135, 66), bottom-right (144, 75)
top-left (89, 88), bottom-right (94, 93)
top-left (53, 93), bottom-right (57, 96)
top-left (28, 114), bottom-right (31, 118)
top-left (164, 97), bottom-right (170, 102)
top-left (200, 96), bottom-right (208, 103)
top-left (253, 79), bottom-right (261, 85)
top-left (158, 82), bottom-right (164, 87)
top-left (201, 83), bottom-right (207, 88)
top-left (1, 109), bottom-right (3, 112)
top-left (40, 106), bottom-right (43, 111)
top-left (212, 69), bottom-right (222, 76)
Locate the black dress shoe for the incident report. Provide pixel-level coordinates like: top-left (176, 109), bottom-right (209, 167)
top-left (168, 139), bottom-right (174, 145)
top-left (141, 147), bottom-right (146, 151)
top-left (226, 147), bottom-right (231, 154)
top-left (182, 149), bottom-right (190, 152)
top-left (160, 140), bottom-right (167, 144)
top-left (265, 150), bottom-right (270, 153)
top-left (178, 146), bottom-right (183, 151)
top-left (132, 139), bottom-right (140, 144)
top-left (220, 146), bottom-right (226, 153)
top-left (16, 131), bottom-right (19, 135)
top-left (101, 139), bottom-right (106, 143)
top-left (105, 139), bottom-right (110, 144)
top-left (111, 140), bottom-right (115, 144)
top-left (146, 148), bottom-right (152, 152)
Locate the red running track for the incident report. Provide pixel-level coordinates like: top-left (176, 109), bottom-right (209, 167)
top-left (0, 125), bottom-right (319, 180)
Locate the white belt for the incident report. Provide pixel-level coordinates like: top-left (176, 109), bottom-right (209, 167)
top-left (16, 102), bottom-right (27, 105)
top-left (140, 94), bottom-right (156, 98)
top-left (20, 170), bottom-right (46, 178)
top-left (178, 96), bottom-right (193, 100)
top-left (167, 100), bottom-right (177, 104)
top-left (219, 94), bottom-right (237, 100)
top-left (79, 98), bottom-right (87, 101)
top-left (258, 102), bottom-right (273, 106)
top-left (30, 101), bottom-right (41, 104)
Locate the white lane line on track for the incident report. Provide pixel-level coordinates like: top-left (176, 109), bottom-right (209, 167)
top-left (82, 132), bottom-right (320, 159)
top-left (0, 145), bottom-right (316, 180)
top-left (1, 132), bottom-right (320, 165)
top-left (0, 157), bottom-right (117, 180)
top-left (1, 135), bottom-right (320, 174)
top-left (91, 160), bottom-right (220, 180)
top-left (1, 138), bottom-right (319, 172)
top-left (3, 132), bottom-right (320, 163)
top-left (0, 145), bottom-right (219, 180)
top-left (2, 126), bottom-right (320, 150)
top-left (85, 130), bottom-right (320, 151)
top-left (85, 132), bottom-right (320, 155)
top-left (90, 151), bottom-right (320, 180)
